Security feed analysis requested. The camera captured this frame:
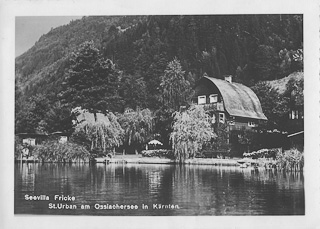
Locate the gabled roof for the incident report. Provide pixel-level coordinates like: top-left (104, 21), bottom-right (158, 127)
top-left (201, 76), bottom-right (267, 120)
top-left (267, 71), bottom-right (303, 106)
top-left (76, 112), bottom-right (109, 124)
top-left (267, 71), bottom-right (303, 94)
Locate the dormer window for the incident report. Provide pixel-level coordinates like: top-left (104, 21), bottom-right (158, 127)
top-left (198, 95), bottom-right (206, 105)
top-left (209, 94), bottom-right (218, 103)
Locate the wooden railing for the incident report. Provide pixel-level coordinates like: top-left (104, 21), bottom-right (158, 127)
top-left (196, 102), bottom-right (224, 112)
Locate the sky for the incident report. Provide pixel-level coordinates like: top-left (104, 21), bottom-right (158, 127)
top-left (15, 16), bottom-right (82, 57)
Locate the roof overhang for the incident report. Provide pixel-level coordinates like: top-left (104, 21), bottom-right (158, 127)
top-left (202, 76), bottom-right (268, 120)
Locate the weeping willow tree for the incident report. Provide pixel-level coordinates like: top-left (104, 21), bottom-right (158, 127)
top-left (73, 112), bottom-right (123, 155)
top-left (119, 108), bottom-right (153, 154)
top-left (170, 105), bottom-right (214, 162)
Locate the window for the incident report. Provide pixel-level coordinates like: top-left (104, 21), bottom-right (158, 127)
top-left (198, 95), bottom-right (206, 105)
top-left (248, 121), bottom-right (255, 127)
top-left (23, 138), bottom-right (36, 146)
top-left (59, 136), bottom-right (68, 144)
top-left (217, 102), bottom-right (224, 111)
top-left (211, 114), bottom-right (216, 124)
top-left (219, 113), bottom-right (225, 123)
top-left (290, 110), bottom-right (300, 119)
top-left (209, 94), bottom-right (218, 103)
top-left (229, 116), bottom-right (235, 125)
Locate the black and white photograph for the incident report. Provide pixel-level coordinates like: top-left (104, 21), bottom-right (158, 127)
top-left (1, 0), bottom-right (319, 228)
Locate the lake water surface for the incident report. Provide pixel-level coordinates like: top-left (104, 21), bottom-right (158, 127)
top-left (14, 163), bottom-right (304, 216)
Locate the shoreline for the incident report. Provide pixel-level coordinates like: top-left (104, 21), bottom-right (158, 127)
top-left (16, 156), bottom-right (240, 166)
top-left (95, 157), bottom-right (240, 166)
top-left (14, 157), bottom-right (304, 171)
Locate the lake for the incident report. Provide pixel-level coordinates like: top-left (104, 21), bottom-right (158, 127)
top-left (14, 163), bottom-right (304, 216)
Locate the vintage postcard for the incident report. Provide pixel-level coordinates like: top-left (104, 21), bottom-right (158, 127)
top-left (1, 0), bottom-right (319, 228)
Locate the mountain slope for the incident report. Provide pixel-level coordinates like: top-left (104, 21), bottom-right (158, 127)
top-left (15, 15), bottom-right (303, 134)
top-left (15, 16), bottom-right (146, 100)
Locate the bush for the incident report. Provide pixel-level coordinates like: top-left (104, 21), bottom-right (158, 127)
top-left (141, 149), bottom-right (174, 159)
top-left (89, 147), bottom-right (111, 159)
top-left (275, 148), bottom-right (303, 171)
top-left (15, 136), bottom-right (36, 160)
top-left (196, 150), bottom-right (218, 158)
top-left (243, 148), bottom-right (281, 159)
top-left (15, 136), bottom-right (22, 159)
top-left (32, 140), bottom-right (90, 163)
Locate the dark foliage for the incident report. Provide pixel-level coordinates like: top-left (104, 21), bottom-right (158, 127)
top-left (15, 15), bottom-right (303, 141)
top-left (60, 41), bottom-right (122, 115)
top-left (251, 82), bottom-right (290, 131)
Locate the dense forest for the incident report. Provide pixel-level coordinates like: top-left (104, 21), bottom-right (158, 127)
top-left (15, 15), bottom-right (303, 144)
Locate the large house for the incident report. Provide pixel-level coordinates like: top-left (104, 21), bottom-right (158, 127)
top-left (193, 74), bottom-right (268, 156)
top-left (194, 74), bottom-right (267, 129)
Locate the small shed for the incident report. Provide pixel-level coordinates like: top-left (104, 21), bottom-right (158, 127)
top-left (50, 131), bottom-right (68, 143)
top-left (16, 133), bottom-right (48, 145)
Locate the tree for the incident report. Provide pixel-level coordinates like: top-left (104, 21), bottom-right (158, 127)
top-left (279, 48), bottom-right (303, 76)
top-left (118, 74), bottom-right (147, 110)
top-left (60, 41), bottom-right (122, 120)
top-left (211, 122), bottom-right (231, 154)
top-left (201, 47), bottom-right (221, 78)
top-left (253, 45), bottom-right (280, 81)
top-left (251, 82), bottom-right (289, 131)
top-left (160, 58), bottom-right (191, 110)
top-left (170, 105), bottom-right (214, 162)
top-left (44, 101), bottom-right (75, 134)
top-left (15, 94), bottom-right (50, 133)
top-left (154, 107), bottom-right (175, 149)
top-left (118, 108), bottom-right (153, 154)
top-left (71, 112), bottom-right (123, 155)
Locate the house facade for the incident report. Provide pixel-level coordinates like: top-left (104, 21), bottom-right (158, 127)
top-left (193, 74), bottom-right (268, 155)
top-left (194, 74), bottom-right (267, 129)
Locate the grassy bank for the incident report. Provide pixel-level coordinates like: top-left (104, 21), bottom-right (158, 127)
top-left (15, 143), bottom-right (303, 171)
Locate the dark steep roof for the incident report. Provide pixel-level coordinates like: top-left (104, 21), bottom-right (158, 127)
top-left (267, 71), bottom-right (303, 94)
top-left (203, 76), bottom-right (267, 120)
top-left (76, 112), bottom-right (109, 124)
top-left (267, 71), bottom-right (303, 106)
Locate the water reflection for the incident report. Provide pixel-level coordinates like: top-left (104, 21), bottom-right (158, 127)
top-left (15, 163), bottom-right (304, 215)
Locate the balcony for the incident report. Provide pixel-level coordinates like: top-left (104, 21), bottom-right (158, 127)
top-left (196, 102), bottom-right (224, 112)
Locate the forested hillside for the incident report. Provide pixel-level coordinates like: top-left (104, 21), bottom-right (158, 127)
top-left (15, 14), bottom-right (303, 135)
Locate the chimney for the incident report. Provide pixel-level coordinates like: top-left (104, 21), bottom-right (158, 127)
top-left (224, 75), bottom-right (232, 83)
